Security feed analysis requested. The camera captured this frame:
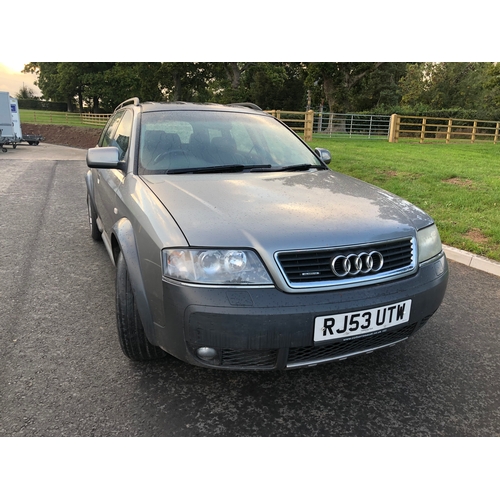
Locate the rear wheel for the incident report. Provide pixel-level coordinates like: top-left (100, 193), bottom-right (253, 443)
top-left (115, 252), bottom-right (167, 361)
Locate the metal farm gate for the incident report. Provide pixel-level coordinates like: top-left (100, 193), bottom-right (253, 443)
top-left (313, 113), bottom-right (391, 139)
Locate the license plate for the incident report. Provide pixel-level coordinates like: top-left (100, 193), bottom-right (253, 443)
top-left (314, 300), bottom-right (412, 342)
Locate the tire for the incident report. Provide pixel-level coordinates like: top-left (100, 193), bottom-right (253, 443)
top-left (87, 194), bottom-right (102, 241)
top-left (115, 252), bottom-right (167, 361)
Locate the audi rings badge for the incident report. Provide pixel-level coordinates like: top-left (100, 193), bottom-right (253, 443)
top-left (331, 251), bottom-right (384, 277)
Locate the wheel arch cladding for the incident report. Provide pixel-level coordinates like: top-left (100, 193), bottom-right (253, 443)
top-left (113, 217), bottom-right (157, 343)
top-left (85, 170), bottom-right (94, 200)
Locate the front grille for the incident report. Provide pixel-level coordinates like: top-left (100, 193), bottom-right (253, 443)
top-left (287, 323), bottom-right (417, 367)
top-left (276, 238), bottom-right (415, 288)
top-left (221, 348), bottom-right (278, 368)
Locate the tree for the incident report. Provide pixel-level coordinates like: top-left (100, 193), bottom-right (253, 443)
top-left (15, 83), bottom-right (38, 100)
top-left (349, 62), bottom-right (407, 111)
top-left (85, 63), bottom-right (164, 111)
top-left (23, 62), bottom-right (72, 108)
top-left (243, 63), bottom-right (307, 110)
top-left (23, 62), bottom-right (115, 111)
top-left (23, 62), bottom-right (166, 112)
top-left (484, 63), bottom-right (500, 108)
top-left (305, 63), bottom-right (386, 112)
top-left (399, 62), bottom-right (494, 110)
top-left (156, 63), bottom-right (219, 103)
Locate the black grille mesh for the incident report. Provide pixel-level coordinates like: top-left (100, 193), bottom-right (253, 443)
top-left (221, 348), bottom-right (278, 368)
top-left (287, 323), bottom-right (417, 366)
top-left (277, 238), bottom-right (414, 285)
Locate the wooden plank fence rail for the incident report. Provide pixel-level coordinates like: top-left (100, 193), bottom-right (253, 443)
top-left (20, 110), bottom-right (111, 127)
top-left (389, 114), bottom-right (500, 144)
top-left (266, 110), bottom-right (314, 140)
top-left (80, 113), bottom-right (112, 126)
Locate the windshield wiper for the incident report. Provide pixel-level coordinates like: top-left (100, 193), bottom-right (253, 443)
top-left (166, 164), bottom-right (272, 174)
top-left (162, 163), bottom-right (325, 175)
top-left (274, 164), bottom-right (328, 172)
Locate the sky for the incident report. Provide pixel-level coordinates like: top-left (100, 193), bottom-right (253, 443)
top-left (0, 61), bottom-right (40, 97)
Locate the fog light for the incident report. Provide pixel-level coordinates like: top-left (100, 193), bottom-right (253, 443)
top-left (196, 347), bottom-right (218, 361)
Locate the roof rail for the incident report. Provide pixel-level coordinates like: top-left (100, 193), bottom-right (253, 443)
top-left (229, 102), bottom-right (262, 111)
top-left (114, 97), bottom-right (140, 112)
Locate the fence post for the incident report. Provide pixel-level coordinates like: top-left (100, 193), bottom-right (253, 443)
top-left (495, 122), bottom-right (499, 145)
top-left (446, 119), bottom-right (452, 144)
top-left (388, 114), bottom-right (399, 143)
top-left (420, 118), bottom-right (427, 144)
top-left (304, 110), bottom-right (314, 142)
top-left (471, 120), bottom-right (477, 143)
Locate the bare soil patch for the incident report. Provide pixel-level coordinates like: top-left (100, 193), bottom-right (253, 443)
top-left (465, 228), bottom-right (489, 244)
top-left (21, 124), bottom-right (102, 150)
top-left (384, 170), bottom-right (399, 177)
top-left (443, 177), bottom-right (474, 188)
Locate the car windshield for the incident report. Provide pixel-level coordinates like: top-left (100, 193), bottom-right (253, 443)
top-left (138, 109), bottom-right (323, 174)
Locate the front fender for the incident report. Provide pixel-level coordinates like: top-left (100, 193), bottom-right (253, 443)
top-left (85, 169), bottom-right (94, 200)
top-left (113, 217), bottom-right (157, 345)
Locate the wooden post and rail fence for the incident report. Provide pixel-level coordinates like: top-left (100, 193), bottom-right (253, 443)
top-left (267, 111), bottom-right (500, 144)
top-left (266, 109), bottom-right (315, 141)
top-left (20, 109), bottom-right (500, 144)
top-left (273, 111), bottom-right (499, 144)
top-left (388, 114), bottom-right (500, 144)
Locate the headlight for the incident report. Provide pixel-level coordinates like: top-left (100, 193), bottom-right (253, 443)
top-left (417, 224), bottom-right (442, 263)
top-left (162, 248), bottom-right (273, 285)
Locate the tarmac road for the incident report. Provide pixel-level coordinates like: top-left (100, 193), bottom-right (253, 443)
top-left (1, 143), bottom-right (499, 437)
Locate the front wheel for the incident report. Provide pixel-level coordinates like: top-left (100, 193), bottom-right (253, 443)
top-left (115, 252), bottom-right (167, 361)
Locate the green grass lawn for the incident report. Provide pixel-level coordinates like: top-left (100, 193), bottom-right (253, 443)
top-left (309, 138), bottom-right (500, 261)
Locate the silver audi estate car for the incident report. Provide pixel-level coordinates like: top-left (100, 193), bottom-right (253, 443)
top-left (85, 98), bottom-right (448, 370)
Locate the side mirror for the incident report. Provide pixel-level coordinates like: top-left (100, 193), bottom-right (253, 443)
top-left (314, 147), bottom-right (331, 165)
top-left (86, 147), bottom-right (120, 168)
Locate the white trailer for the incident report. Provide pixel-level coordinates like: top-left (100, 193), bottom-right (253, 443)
top-left (0, 91), bottom-right (14, 151)
top-left (10, 96), bottom-right (23, 141)
top-left (0, 91), bottom-right (44, 151)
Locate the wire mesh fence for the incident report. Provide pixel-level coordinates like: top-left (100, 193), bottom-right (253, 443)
top-left (313, 113), bottom-right (391, 139)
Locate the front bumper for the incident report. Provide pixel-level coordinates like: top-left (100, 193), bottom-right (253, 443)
top-left (154, 253), bottom-right (448, 370)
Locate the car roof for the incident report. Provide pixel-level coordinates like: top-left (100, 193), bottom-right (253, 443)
top-left (115, 98), bottom-right (263, 115)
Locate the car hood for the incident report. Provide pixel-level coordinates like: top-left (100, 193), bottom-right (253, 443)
top-left (142, 169), bottom-right (432, 252)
